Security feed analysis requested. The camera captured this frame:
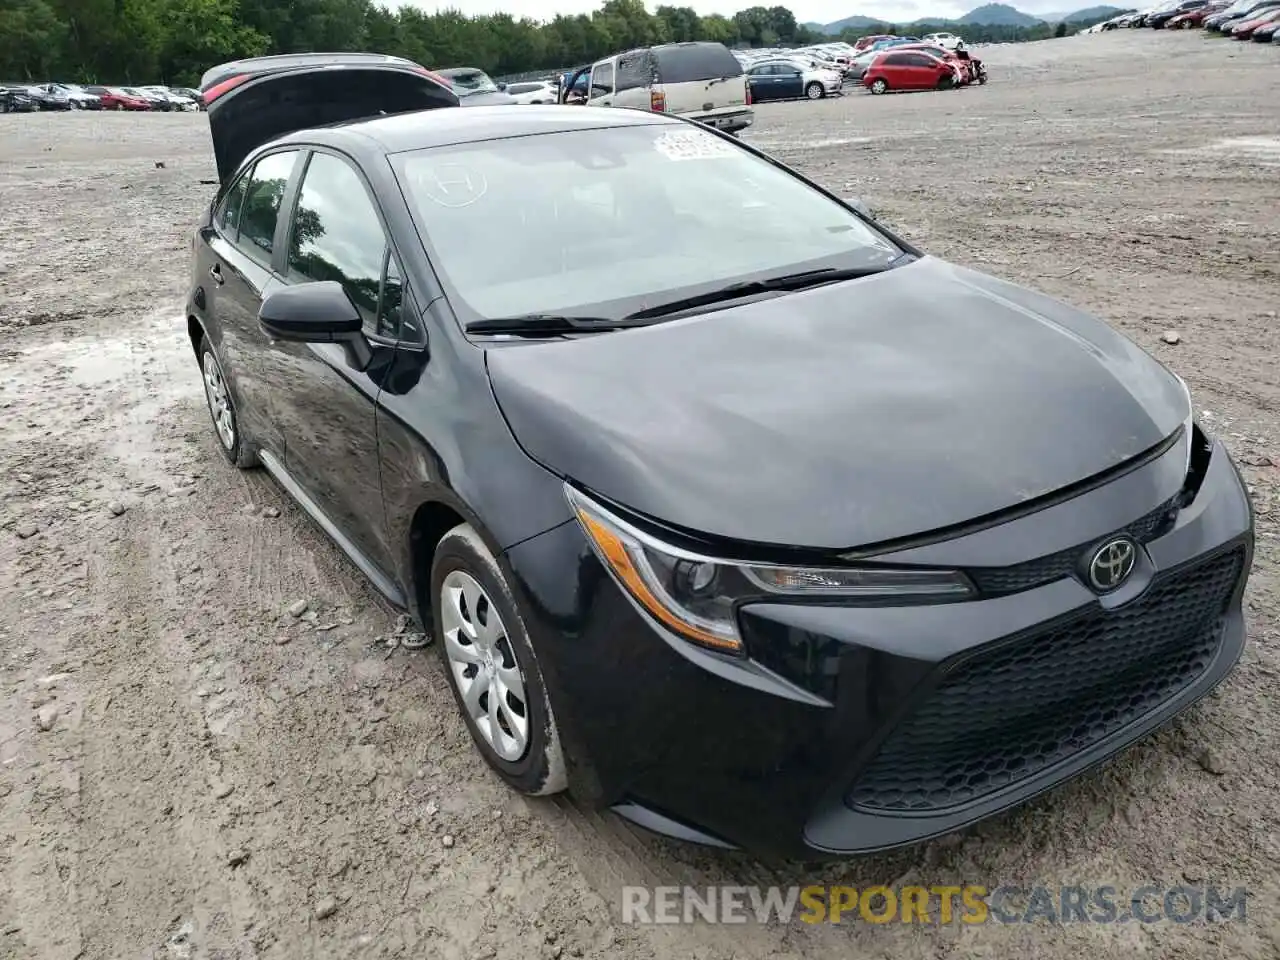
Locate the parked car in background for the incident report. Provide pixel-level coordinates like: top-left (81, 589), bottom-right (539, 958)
top-left (1205, 0), bottom-right (1276, 29)
top-left (1253, 14), bottom-right (1280, 35)
top-left (121, 86), bottom-right (171, 110)
top-left (922, 31), bottom-right (966, 49)
top-left (437, 67), bottom-right (519, 105)
top-left (1167, 0), bottom-right (1231, 25)
top-left (83, 86), bottom-right (150, 110)
top-left (502, 80), bottom-right (558, 104)
top-left (746, 58), bottom-right (842, 101)
top-left (39, 83), bottom-right (101, 109)
top-left (863, 51), bottom-right (961, 94)
top-left (172, 88), bottom-right (207, 110)
top-left (0, 84), bottom-right (39, 112)
top-left (1228, 4), bottom-right (1280, 34)
top-left (893, 43), bottom-right (976, 82)
top-left (139, 85), bottom-right (198, 110)
top-left (853, 34), bottom-right (894, 51)
top-left (25, 86), bottom-right (72, 110)
top-left (569, 42), bottom-right (753, 137)
top-left (1148, 0), bottom-right (1209, 26)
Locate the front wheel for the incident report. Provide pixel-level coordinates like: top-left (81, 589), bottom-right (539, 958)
top-left (199, 337), bottom-right (256, 469)
top-left (805, 81), bottom-right (824, 100)
top-left (870, 78), bottom-right (888, 94)
top-left (432, 523), bottom-right (568, 796)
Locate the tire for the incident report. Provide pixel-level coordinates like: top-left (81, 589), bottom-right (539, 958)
top-left (870, 78), bottom-right (888, 94)
top-left (198, 336), bottom-right (256, 469)
top-left (805, 81), bottom-right (824, 100)
top-left (431, 523), bottom-right (568, 797)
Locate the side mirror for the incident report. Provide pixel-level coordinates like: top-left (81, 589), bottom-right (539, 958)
top-left (259, 281), bottom-right (372, 370)
top-left (497, 82), bottom-right (507, 91)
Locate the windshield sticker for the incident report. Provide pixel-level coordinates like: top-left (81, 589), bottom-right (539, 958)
top-left (415, 164), bottom-right (488, 208)
top-left (652, 130), bottom-right (737, 162)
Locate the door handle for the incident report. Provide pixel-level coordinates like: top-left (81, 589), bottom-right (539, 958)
top-left (209, 263), bottom-right (224, 286)
top-left (600, 100), bottom-right (611, 106)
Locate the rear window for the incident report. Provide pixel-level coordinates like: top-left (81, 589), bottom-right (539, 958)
top-left (654, 43), bottom-right (743, 84)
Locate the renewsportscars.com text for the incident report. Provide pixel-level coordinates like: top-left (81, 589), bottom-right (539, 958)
top-left (621, 884), bottom-right (1248, 925)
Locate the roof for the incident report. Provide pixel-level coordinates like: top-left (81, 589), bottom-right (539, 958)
top-left (321, 104), bottom-right (678, 153)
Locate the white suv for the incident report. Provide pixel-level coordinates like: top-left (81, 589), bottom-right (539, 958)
top-left (921, 32), bottom-right (966, 50)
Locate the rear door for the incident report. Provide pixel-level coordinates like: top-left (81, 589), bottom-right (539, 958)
top-left (200, 148), bottom-right (304, 458)
top-left (268, 149), bottom-right (409, 577)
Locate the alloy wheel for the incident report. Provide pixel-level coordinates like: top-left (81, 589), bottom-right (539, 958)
top-left (202, 351), bottom-right (236, 451)
top-left (806, 82), bottom-right (823, 99)
top-left (440, 569), bottom-right (530, 762)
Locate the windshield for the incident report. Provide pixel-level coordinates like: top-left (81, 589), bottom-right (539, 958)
top-left (439, 68), bottom-right (499, 95)
top-left (392, 123), bottom-right (901, 323)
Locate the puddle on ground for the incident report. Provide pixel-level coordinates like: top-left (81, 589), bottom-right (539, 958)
top-left (2, 308), bottom-right (200, 488)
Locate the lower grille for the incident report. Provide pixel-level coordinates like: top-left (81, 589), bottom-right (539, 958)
top-left (847, 548), bottom-right (1243, 814)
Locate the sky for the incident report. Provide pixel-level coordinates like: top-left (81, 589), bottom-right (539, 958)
top-left (408, 0), bottom-right (1076, 24)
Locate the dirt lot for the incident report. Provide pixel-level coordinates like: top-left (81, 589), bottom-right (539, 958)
top-left (2, 28), bottom-right (1279, 960)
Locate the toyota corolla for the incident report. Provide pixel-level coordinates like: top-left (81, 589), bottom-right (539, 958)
top-left (187, 54), bottom-right (1254, 859)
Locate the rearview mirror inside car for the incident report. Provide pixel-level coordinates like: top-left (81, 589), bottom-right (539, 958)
top-left (259, 281), bottom-right (372, 370)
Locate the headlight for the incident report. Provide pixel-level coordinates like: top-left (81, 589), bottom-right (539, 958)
top-left (1170, 370), bottom-right (1195, 478)
top-left (566, 485), bottom-right (974, 656)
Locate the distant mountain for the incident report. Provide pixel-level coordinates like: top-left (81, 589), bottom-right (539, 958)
top-left (809, 4), bottom-right (1060, 33)
top-left (1062, 5), bottom-right (1128, 20)
top-left (818, 14), bottom-right (884, 31)
top-left (1039, 5), bottom-right (1126, 20)
top-left (955, 3), bottom-right (1045, 25)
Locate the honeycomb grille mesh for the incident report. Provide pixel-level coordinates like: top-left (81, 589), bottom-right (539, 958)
top-left (967, 498), bottom-right (1177, 597)
top-left (847, 548), bottom-right (1243, 813)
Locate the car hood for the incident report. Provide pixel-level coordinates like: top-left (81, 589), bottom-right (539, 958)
top-left (486, 257), bottom-right (1190, 551)
top-left (202, 56), bottom-right (459, 184)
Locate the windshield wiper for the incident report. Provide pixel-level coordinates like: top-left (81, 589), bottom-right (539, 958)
top-left (624, 258), bottom-right (913, 323)
top-left (465, 314), bottom-right (653, 336)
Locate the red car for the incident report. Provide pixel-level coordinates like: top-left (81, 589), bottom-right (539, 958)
top-left (1167, 0), bottom-right (1230, 25)
top-left (83, 85), bottom-right (150, 110)
top-left (891, 43), bottom-right (973, 82)
top-left (863, 50), bottom-right (960, 94)
top-left (1230, 6), bottom-right (1280, 35)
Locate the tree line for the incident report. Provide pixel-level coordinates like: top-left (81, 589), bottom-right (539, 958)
top-left (0, 0), bottom-right (1089, 88)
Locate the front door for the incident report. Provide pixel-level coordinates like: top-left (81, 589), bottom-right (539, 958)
top-left (270, 149), bottom-right (405, 577)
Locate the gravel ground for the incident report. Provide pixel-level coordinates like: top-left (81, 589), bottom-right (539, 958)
top-left (1, 28), bottom-right (1279, 960)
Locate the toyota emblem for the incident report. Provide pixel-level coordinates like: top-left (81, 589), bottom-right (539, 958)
top-left (1087, 537), bottom-right (1137, 592)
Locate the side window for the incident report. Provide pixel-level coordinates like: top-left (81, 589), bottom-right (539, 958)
top-left (616, 52), bottom-right (650, 92)
top-left (883, 54), bottom-right (906, 66)
top-left (216, 173), bottom-right (250, 238)
top-left (591, 60), bottom-right (615, 94)
top-left (237, 150), bottom-right (298, 261)
top-left (286, 152), bottom-right (389, 334)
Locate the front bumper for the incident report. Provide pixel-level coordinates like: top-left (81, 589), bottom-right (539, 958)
top-left (506, 434), bottom-right (1253, 860)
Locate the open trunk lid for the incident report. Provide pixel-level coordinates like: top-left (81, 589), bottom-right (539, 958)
top-left (200, 52), bottom-right (458, 185)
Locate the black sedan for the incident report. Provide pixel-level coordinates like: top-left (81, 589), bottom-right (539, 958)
top-left (188, 54), bottom-right (1254, 860)
top-left (22, 85), bottom-right (72, 110)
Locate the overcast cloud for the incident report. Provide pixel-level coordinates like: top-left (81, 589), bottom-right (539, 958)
top-left (406, 0), bottom-right (1073, 25)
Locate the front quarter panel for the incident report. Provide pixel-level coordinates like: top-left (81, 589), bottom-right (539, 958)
top-left (374, 318), bottom-right (573, 607)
